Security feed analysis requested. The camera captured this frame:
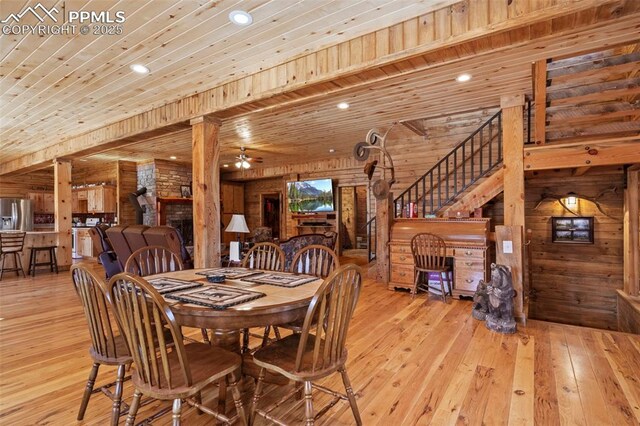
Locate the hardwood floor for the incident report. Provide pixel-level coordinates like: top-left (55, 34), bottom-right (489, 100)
top-left (1, 260), bottom-right (639, 425)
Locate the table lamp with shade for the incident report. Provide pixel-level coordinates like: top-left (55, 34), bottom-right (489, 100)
top-left (225, 214), bottom-right (250, 262)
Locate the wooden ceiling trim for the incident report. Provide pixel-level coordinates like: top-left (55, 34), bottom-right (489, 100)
top-left (2, 0), bottom-right (638, 175)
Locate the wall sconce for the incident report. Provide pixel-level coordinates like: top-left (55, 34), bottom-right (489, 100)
top-left (566, 192), bottom-right (577, 206)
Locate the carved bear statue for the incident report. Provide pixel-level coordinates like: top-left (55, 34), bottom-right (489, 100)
top-left (472, 278), bottom-right (489, 321)
top-left (485, 263), bottom-right (517, 334)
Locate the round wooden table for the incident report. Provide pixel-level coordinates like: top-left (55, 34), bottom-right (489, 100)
top-left (150, 269), bottom-right (323, 353)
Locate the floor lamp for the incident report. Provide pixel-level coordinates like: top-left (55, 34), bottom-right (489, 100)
top-left (225, 214), bottom-right (250, 262)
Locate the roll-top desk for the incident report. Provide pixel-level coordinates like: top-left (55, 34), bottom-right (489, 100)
top-left (388, 218), bottom-right (491, 298)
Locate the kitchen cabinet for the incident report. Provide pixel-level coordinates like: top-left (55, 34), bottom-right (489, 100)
top-left (73, 186), bottom-right (116, 213)
top-left (76, 228), bottom-right (93, 258)
top-left (28, 191), bottom-right (54, 214)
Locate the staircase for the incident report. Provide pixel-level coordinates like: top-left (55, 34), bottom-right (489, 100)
top-left (394, 109), bottom-right (505, 219)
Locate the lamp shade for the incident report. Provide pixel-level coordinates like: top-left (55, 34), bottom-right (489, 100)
top-left (225, 214), bottom-right (250, 233)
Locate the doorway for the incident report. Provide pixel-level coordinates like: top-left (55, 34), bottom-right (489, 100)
top-left (260, 193), bottom-right (281, 240)
top-left (339, 186), bottom-right (368, 258)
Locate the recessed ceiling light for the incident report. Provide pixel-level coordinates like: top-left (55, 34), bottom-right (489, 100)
top-left (337, 102), bottom-right (350, 110)
top-left (169, 156), bottom-right (177, 160)
top-left (223, 164), bottom-right (229, 168)
top-left (229, 10), bottom-right (252, 26)
top-left (456, 73), bottom-right (471, 82)
top-left (130, 64), bottom-right (150, 74)
top-left (329, 148), bottom-right (335, 153)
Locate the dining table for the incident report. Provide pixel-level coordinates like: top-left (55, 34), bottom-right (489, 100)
top-left (146, 267), bottom-right (324, 383)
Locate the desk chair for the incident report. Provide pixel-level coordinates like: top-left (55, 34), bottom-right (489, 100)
top-left (106, 273), bottom-right (247, 426)
top-left (410, 233), bottom-right (452, 302)
top-left (250, 264), bottom-right (363, 425)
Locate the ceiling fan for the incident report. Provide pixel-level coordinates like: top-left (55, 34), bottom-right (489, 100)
top-left (234, 147), bottom-right (263, 169)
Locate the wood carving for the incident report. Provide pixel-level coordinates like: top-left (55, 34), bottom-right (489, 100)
top-left (353, 124), bottom-right (397, 200)
top-left (533, 186), bottom-right (619, 219)
top-left (485, 263), bottom-right (517, 334)
top-left (472, 278), bottom-right (489, 321)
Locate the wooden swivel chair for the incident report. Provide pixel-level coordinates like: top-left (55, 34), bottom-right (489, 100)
top-left (410, 233), bottom-right (452, 302)
top-left (106, 273), bottom-right (247, 426)
top-left (240, 242), bottom-right (286, 351)
top-left (250, 264), bottom-right (363, 425)
top-left (71, 265), bottom-right (132, 426)
top-left (0, 231), bottom-right (26, 279)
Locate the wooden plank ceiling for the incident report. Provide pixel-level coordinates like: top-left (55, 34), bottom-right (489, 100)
top-left (0, 0), bottom-right (458, 164)
top-left (1, 0), bottom-right (639, 175)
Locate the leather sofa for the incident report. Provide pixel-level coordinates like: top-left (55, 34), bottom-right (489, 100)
top-left (103, 225), bottom-right (194, 274)
top-left (279, 231), bottom-right (337, 270)
top-left (88, 224), bottom-right (122, 279)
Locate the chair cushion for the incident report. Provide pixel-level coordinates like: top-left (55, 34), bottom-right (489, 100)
top-left (253, 334), bottom-right (346, 381)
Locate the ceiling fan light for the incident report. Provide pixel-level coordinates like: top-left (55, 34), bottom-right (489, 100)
top-left (242, 160), bottom-right (251, 169)
top-left (235, 161), bottom-right (242, 168)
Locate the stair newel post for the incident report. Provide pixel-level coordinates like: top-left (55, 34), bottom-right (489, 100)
top-left (376, 191), bottom-right (393, 285)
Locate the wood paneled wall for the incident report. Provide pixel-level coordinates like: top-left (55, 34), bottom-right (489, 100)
top-left (617, 290), bottom-right (640, 334)
top-left (242, 178), bottom-right (282, 236)
top-left (72, 161), bottom-right (117, 185)
top-left (117, 160), bottom-right (137, 225)
top-left (525, 167), bottom-right (625, 330)
top-left (0, 169), bottom-right (53, 197)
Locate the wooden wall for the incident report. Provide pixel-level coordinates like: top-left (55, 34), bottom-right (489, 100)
top-left (0, 169), bottom-right (53, 197)
top-left (526, 167), bottom-right (625, 330)
top-left (617, 291), bottom-right (640, 334)
top-left (72, 161), bottom-right (117, 185)
top-left (117, 161), bottom-right (138, 225)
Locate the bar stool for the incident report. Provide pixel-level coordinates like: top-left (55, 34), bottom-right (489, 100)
top-left (0, 232), bottom-right (27, 280)
top-left (28, 245), bottom-right (59, 277)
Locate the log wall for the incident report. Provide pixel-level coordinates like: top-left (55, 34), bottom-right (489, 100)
top-left (525, 167), bottom-right (625, 330)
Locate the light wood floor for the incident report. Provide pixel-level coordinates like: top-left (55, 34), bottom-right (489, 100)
top-left (1, 260), bottom-right (639, 425)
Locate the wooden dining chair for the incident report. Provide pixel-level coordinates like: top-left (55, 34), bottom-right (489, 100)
top-left (279, 245), bottom-right (340, 334)
top-left (71, 265), bottom-right (132, 426)
top-left (124, 245), bottom-right (184, 277)
top-left (250, 264), bottom-right (363, 426)
top-left (410, 232), bottom-right (452, 302)
top-left (241, 242), bottom-right (286, 351)
top-left (106, 273), bottom-right (247, 426)
top-left (241, 242), bottom-right (285, 271)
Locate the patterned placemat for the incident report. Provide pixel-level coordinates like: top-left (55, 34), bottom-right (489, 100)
top-left (195, 267), bottom-right (260, 280)
top-left (146, 278), bottom-right (203, 294)
top-left (166, 284), bottom-right (266, 309)
top-left (240, 272), bottom-right (317, 288)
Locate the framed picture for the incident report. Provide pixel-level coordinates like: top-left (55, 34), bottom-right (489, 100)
top-left (180, 185), bottom-right (192, 198)
top-left (551, 217), bottom-right (594, 244)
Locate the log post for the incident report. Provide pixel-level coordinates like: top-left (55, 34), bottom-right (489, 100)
top-left (191, 116), bottom-right (222, 268)
top-left (376, 192), bottom-right (392, 285)
top-left (624, 165), bottom-right (640, 296)
top-left (533, 60), bottom-right (547, 145)
top-left (54, 159), bottom-right (72, 270)
top-left (500, 94), bottom-right (525, 322)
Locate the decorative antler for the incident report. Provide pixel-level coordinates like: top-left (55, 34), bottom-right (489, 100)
top-left (533, 186), bottom-right (619, 220)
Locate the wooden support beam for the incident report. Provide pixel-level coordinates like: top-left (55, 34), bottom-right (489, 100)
top-left (376, 192), bottom-right (393, 285)
top-left (624, 165), bottom-right (640, 296)
top-left (533, 60), bottom-right (547, 145)
top-left (523, 136), bottom-right (640, 170)
top-left (496, 225), bottom-right (526, 324)
top-left (191, 116), bottom-right (222, 268)
top-left (116, 160), bottom-right (137, 225)
top-left (54, 160), bottom-right (72, 270)
top-left (501, 94), bottom-right (525, 322)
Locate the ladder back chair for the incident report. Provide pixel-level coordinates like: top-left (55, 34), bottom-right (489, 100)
top-left (251, 264), bottom-right (363, 426)
top-left (71, 265), bottom-right (132, 426)
top-left (124, 245), bottom-right (184, 277)
top-left (241, 242), bottom-right (286, 351)
top-left (280, 245), bottom-right (340, 334)
top-left (106, 273), bottom-right (247, 426)
top-left (0, 231), bottom-right (26, 279)
top-left (410, 233), bottom-right (452, 302)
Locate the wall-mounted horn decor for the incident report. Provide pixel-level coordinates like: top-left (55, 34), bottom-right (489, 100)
top-left (353, 124), bottom-right (398, 200)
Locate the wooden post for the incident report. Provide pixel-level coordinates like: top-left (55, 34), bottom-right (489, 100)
top-left (191, 116), bottom-right (222, 268)
top-left (501, 94), bottom-right (525, 322)
top-left (376, 192), bottom-right (392, 285)
top-left (54, 159), bottom-right (72, 270)
top-left (116, 160), bottom-right (137, 225)
top-left (496, 225), bottom-right (525, 323)
top-left (624, 165), bottom-right (640, 296)
top-left (533, 60), bottom-right (547, 145)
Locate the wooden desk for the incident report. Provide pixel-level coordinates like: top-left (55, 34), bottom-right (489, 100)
top-left (388, 218), bottom-right (490, 297)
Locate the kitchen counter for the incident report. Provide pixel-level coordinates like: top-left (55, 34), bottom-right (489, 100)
top-left (0, 230), bottom-right (62, 274)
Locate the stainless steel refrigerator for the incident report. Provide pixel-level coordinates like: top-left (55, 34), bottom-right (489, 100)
top-left (0, 198), bottom-right (33, 231)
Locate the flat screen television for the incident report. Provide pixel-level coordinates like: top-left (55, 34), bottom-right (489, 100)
top-left (287, 178), bottom-right (334, 212)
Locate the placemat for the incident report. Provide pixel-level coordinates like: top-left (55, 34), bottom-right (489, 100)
top-left (146, 278), bottom-right (203, 294)
top-left (166, 284), bottom-right (266, 309)
top-left (240, 272), bottom-right (317, 288)
top-left (195, 267), bottom-right (260, 280)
